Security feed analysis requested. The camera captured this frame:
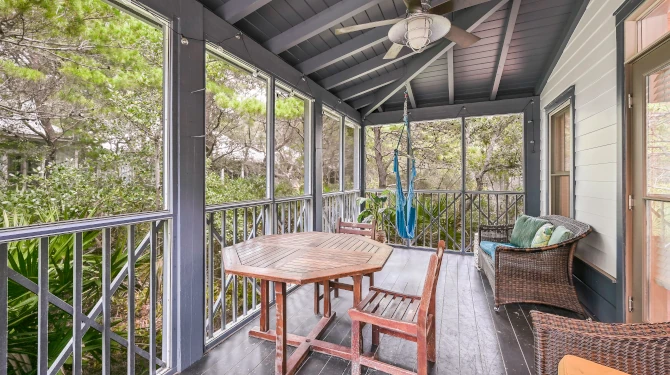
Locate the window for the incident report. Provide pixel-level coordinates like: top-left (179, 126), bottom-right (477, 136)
top-left (274, 84), bottom-right (309, 198)
top-left (205, 50), bottom-right (268, 205)
top-left (322, 110), bottom-right (341, 192)
top-left (637, 0), bottom-right (670, 52)
top-left (0, 0), bottom-right (167, 228)
top-left (549, 105), bottom-right (572, 217)
top-left (365, 125), bottom-right (406, 190)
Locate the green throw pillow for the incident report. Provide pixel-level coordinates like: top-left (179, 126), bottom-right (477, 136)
top-left (548, 225), bottom-right (573, 245)
top-left (510, 215), bottom-right (549, 248)
top-left (531, 223), bottom-right (555, 248)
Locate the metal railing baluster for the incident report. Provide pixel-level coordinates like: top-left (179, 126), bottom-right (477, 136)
top-left (102, 228), bottom-right (111, 375)
top-left (126, 227), bottom-right (135, 375)
top-left (207, 213), bottom-right (214, 339)
top-left (0, 243), bottom-right (7, 375)
top-left (149, 223), bottom-right (157, 375)
top-left (221, 210), bottom-right (227, 330)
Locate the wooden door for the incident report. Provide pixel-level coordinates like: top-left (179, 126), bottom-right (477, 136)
top-left (630, 37), bottom-right (670, 323)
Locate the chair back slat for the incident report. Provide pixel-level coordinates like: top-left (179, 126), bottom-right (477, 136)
top-left (337, 218), bottom-right (376, 239)
top-left (418, 240), bottom-right (445, 325)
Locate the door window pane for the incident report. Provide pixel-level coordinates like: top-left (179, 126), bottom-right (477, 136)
top-left (465, 114), bottom-right (524, 192)
top-left (638, 0), bottom-right (670, 52)
top-left (0, 0), bottom-right (166, 228)
top-left (322, 111), bottom-right (340, 192)
top-left (646, 200), bottom-right (670, 322)
top-left (646, 65), bottom-right (670, 196)
top-left (275, 88), bottom-right (307, 197)
top-left (205, 52), bottom-right (267, 204)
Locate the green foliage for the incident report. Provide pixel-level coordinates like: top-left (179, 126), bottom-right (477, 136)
top-left (356, 190), bottom-right (395, 231)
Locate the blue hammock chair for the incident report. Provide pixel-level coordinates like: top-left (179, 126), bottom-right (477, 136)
top-left (393, 90), bottom-right (417, 240)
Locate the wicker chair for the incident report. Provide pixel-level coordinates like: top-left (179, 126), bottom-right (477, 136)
top-left (477, 215), bottom-right (592, 315)
top-left (532, 311), bottom-right (670, 375)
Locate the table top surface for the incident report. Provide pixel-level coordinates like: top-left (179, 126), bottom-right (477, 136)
top-left (223, 232), bottom-right (394, 284)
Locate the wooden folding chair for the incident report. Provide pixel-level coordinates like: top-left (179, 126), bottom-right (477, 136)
top-left (313, 219), bottom-right (377, 315)
top-left (349, 240), bottom-right (445, 375)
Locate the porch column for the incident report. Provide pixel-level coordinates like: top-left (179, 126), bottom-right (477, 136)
top-left (524, 97), bottom-right (541, 216)
top-left (169, 2), bottom-right (206, 370)
top-left (358, 125), bottom-right (366, 205)
top-left (312, 98), bottom-right (323, 232)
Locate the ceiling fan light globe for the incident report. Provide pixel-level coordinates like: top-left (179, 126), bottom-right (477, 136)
top-left (406, 16), bottom-right (432, 52)
top-left (389, 14), bottom-right (452, 52)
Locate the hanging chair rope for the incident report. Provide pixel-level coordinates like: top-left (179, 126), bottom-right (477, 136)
top-left (393, 90), bottom-right (417, 240)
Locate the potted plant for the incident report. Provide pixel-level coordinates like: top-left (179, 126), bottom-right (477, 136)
top-left (357, 190), bottom-right (395, 243)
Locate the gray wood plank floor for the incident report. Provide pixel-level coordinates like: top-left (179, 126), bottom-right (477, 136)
top-left (182, 249), bottom-right (579, 375)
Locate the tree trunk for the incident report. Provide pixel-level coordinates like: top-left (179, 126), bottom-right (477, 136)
top-left (373, 127), bottom-right (387, 188)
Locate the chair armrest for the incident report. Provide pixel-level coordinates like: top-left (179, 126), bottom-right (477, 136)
top-left (479, 224), bottom-right (514, 243)
top-left (369, 286), bottom-right (421, 301)
top-left (531, 311), bottom-right (670, 375)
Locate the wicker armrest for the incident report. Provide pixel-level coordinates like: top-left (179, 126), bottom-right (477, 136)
top-left (479, 224), bottom-right (514, 243)
top-left (531, 311), bottom-right (670, 375)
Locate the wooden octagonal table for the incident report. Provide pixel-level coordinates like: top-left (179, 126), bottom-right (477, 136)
top-left (223, 232), bottom-right (393, 375)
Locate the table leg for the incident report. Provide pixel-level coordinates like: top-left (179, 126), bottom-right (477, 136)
top-left (353, 275), bottom-right (363, 306)
top-left (275, 282), bottom-right (287, 374)
top-left (323, 280), bottom-right (331, 318)
top-left (260, 279), bottom-right (270, 332)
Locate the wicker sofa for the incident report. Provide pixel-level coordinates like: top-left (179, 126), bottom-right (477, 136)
top-left (477, 215), bottom-right (592, 315)
top-left (532, 311), bottom-right (670, 375)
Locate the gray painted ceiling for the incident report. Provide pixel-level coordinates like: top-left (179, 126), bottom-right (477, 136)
top-left (196, 0), bottom-right (580, 115)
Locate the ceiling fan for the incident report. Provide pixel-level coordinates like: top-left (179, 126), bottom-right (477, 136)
top-left (334, 0), bottom-right (483, 59)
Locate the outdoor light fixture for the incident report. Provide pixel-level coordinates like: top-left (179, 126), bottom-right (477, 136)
top-left (389, 13), bottom-right (452, 53)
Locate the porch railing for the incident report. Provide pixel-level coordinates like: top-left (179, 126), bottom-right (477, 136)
top-left (0, 213), bottom-right (171, 375)
top-left (366, 190), bottom-right (525, 252)
top-left (322, 191), bottom-right (359, 233)
top-left (203, 196), bottom-right (310, 348)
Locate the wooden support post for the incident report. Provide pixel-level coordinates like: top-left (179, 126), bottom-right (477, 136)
top-left (353, 275), bottom-right (363, 306)
top-left (323, 280), bottom-right (331, 318)
top-left (275, 282), bottom-right (287, 374)
top-left (260, 280), bottom-right (269, 332)
top-left (313, 283), bottom-right (320, 315)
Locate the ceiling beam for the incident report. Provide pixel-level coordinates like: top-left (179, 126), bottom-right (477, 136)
top-left (365, 96), bottom-right (537, 125)
top-left (262, 0), bottom-right (384, 55)
top-left (534, 0), bottom-right (590, 95)
top-left (296, 26), bottom-right (392, 75)
top-left (335, 68), bottom-right (404, 101)
top-left (318, 48), bottom-right (418, 90)
top-left (350, 94), bottom-right (374, 109)
top-left (362, 0), bottom-right (508, 118)
top-left (491, 0), bottom-right (521, 101)
top-left (406, 82), bottom-right (417, 108)
top-left (213, 0), bottom-right (272, 24)
top-left (447, 48), bottom-right (455, 104)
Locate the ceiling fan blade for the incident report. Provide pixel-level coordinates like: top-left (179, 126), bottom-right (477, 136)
top-left (403, 0), bottom-right (423, 12)
top-left (428, 0), bottom-right (491, 15)
top-left (445, 25), bottom-right (481, 48)
top-left (384, 43), bottom-right (404, 60)
top-left (334, 19), bottom-right (400, 35)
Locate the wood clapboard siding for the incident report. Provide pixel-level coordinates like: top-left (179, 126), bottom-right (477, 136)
top-left (540, 0), bottom-right (625, 279)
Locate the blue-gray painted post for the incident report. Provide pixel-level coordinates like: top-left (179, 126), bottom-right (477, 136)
top-left (267, 77), bottom-right (277, 235)
top-left (524, 97), bottom-right (541, 216)
top-left (37, 237), bottom-right (49, 375)
top-left (312, 98), bottom-right (324, 232)
top-left (169, 1), bottom-right (206, 370)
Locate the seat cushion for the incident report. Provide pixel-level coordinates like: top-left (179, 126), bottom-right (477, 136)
top-left (558, 355), bottom-right (629, 375)
top-left (480, 241), bottom-right (517, 261)
top-left (531, 223), bottom-right (555, 248)
top-left (510, 215), bottom-right (549, 248)
top-left (548, 225), bottom-right (574, 245)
